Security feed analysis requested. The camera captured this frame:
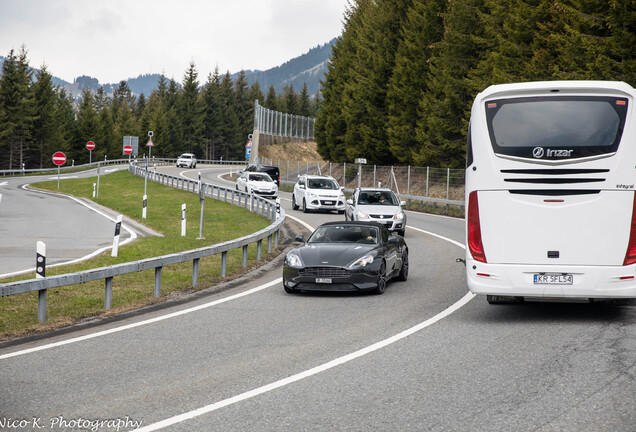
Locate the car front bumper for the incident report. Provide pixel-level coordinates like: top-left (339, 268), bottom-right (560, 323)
top-left (283, 265), bottom-right (379, 291)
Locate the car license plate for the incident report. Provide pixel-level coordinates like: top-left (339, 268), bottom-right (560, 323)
top-left (316, 278), bottom-right (332, 284)
top-left (324, 201), bottom-right (334, 205)
top-left (533, 274), bottom-right (573, 285)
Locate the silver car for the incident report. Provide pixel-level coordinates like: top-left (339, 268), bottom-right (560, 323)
top-left (345, 188), bottom-right (407, 236)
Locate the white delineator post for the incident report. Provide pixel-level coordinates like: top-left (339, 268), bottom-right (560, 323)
top-left (36, 241), bottom-right (46, 323)
top-left (142, 194), bottom-right (147, 219)
top-left (112, 215), bottom-right (122, 257)
top-left (181, 204), bottom-right (187, 237)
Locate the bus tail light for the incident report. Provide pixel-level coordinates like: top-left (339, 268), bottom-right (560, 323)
top-left (468, 191), bottom-right (487, 263)
top-left (623, 192), bottom-right (636, 266)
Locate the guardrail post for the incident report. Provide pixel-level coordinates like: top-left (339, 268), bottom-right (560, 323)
top-left (154, 267), bottom-right (162, 297)
top-left (192, 258), bottom-right (199, 288)
top-left (257, 239), bottom-right (262, 261)
top-left (38, 289), bottom-right (47, 324)
top-left (221, 251), bottom-right (227, 277)
top-left (268, 234), bottom-right (272, 254)
top-left (105, 277), bottom-right (113, 309)
top-left (242, 245), bottom-right (248, 268)
top-left (274, 230), bottom-right (279, 248)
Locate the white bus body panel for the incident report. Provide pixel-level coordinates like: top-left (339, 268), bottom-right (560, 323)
top-left (466, 81), bottom-right (636, 299)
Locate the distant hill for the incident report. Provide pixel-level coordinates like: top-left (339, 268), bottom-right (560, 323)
top-left (0, 38), bottom-right (336, 99)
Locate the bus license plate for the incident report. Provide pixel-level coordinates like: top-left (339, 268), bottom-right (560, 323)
top-left (534, 274), bottom-right (573, 285)
top-left (316, 278), bottom-right (332, 284)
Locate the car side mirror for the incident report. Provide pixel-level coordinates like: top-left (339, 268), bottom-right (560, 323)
top-left (340, 186), bottom-right (345, 191)
top-left (388, 235), bottom-right (399, 244)
top-left (299, 184), bottom-right (305, 189)
top-left (400, 201), bottom-right (406, 206)
top-left (346, 199), bottom-right (353, 205)
top-left (294, 234), bottom-right (305, 243)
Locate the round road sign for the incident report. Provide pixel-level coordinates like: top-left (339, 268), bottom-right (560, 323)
top-left (86, 141), bottom-right (95, 150)
top-left (52, 151), bottom-right (66, 166)
top-left (123, 145), bottom-right (133, 155)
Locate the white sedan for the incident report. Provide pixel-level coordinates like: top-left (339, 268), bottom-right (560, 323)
top-left (236, 171), bottom-right (278, 198)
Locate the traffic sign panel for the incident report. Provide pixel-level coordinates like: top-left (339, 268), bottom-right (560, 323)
top-left (146, 138), bottom-right (154, 147)
top-left (86, 141), bottom-right (95, 150)
top-left (52, 152), bottom-right (66, 166)
top-left (123, 145), bottom-right (133, 155)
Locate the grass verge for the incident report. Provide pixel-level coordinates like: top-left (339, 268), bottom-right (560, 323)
top-left (0, 170), bottom-right (280, 341)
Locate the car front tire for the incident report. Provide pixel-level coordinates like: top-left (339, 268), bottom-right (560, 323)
top-left (303, 198), bottom-right (309, 213)
top-left (292, 194), bottom-right (299, 210)
top-left (374, 261), bottom-right (387, 294)
top-left (396, 248), bottom-right (408, 281)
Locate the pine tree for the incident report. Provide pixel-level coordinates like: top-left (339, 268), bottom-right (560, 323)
top-left (32, 65), bottom-right (58, 168)
top-left (298, 83), bottom-right (311, 117)
top-left (202, 67), bottom-right (224, 160)
top-left (180, 61), bottom-right (204, 155)
top-left (76, 88), bottom-right (99, 164)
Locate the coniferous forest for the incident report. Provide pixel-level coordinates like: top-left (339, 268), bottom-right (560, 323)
top-left (315, 0), bottom-right (635, 168)
top-left (0, 52), bottom-right (319, 170)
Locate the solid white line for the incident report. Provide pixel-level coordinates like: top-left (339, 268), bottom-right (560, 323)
top-left (0, 279), bottom-right (282, 360)
top-left (136, 291), bottom-right (475, 432)
top-left (408, 225), bottom-right (465, 249)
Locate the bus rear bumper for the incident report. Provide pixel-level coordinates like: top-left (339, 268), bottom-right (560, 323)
top-left (466, 261), bottom-right (636, 299)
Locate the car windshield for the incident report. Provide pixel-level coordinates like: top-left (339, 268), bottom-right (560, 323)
top-left (307, 178), bottom-right (338, 190)
top-left (357, 191), bottom-right (399, 206)
top-left (249, 173), bottom-right (272, 182)
top-left (180, 155), bottom-right (192, 159)
top-left (307, 225), bottom-right (379, 244)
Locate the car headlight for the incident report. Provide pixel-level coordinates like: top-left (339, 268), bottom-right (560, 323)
top-left (285, 252), bottom-right (303, 268)
top-left (348, 254), bottom-right (374, 269)
top-left (355, 210), bottom-right (370, 220)
top-left (393, 212), bottom-right (405, 220)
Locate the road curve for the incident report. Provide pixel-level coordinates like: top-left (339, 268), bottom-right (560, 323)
top-left (0, 164), bottom-right (634, 432)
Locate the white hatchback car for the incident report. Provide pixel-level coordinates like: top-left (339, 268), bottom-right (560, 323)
top-left (176, 153), bottom-right (197, 168)
top-left (236, 171), bottom-right (278, 198)
top-left (292, 175), bottom-right (346, 214)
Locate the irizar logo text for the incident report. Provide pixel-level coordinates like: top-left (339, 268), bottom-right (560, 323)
top-left (532, 147), bottom-right (573, 158)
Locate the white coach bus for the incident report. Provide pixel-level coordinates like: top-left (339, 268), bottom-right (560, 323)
top-left (464, 80), bottom-right (636, 303)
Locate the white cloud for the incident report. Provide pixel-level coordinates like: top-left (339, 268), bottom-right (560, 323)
top-left (0, 0), bottom-right (347, 84)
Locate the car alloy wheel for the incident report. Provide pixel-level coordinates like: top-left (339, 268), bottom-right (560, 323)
top-left (374, 261), bottom-right (386, 294)
top-left (292, 194), bottom-right (299, 210)
top-left (396, 249), bottom-right (408, 281)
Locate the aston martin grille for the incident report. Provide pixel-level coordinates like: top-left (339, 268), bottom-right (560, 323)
top-left (300, 267), bottom-right (351, 278)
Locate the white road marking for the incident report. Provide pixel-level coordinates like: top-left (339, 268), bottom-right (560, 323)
top-left (0, 278), bottom-right (282, 360)
top-left (48, 175), bottom-right (78, 179)
top-left (0, 186), bottom-right (137, 279)
top-left (136, 291), bottom-right (475, 432)
top-left (0, 181), bottom-right (8, 186)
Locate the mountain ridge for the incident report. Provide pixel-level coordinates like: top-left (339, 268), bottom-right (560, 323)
top-left (0, 38), bottom-right (336, 99)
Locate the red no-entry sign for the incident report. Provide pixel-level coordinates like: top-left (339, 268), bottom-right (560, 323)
top-left (123, 145), bottom-right (133, 155)
top-left (86, 141), bottom-right (95, 150)
top-left (52, 151), bottom-right (66, 166)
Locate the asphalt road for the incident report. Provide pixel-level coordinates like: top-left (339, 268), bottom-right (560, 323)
top-left (0, 164), bottom-right (634, 432)
top-left (0, 166), bottom-right (138, 278)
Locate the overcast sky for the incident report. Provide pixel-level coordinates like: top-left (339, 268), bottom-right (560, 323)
top-left (0, 0), bottom-right (348, 84)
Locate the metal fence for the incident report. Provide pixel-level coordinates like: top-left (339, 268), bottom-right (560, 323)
top-left (261, 159), bottom-right (466, 207)
top-left (253, 100), bottom-right (315, 139)
top-left (0, 163), bottom-right (285, 324)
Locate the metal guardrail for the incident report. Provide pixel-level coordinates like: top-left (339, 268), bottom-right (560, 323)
top-left (0, 163), bottom-right (285, 323)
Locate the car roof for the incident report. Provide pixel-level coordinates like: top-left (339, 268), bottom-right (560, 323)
top-left (357, 187), bottom-right (394, 192)
top-left (317, 221), bottom-right (387, 230)
top-left (303, 175), bottom-right (336, 179)
top-left (180, 153), bottom-right (195, 157)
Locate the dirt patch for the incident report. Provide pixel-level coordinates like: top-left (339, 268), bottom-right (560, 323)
top-left (258, 140), bottom-right (324, 163)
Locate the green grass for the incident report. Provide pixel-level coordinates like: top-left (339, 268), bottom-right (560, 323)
top-left (0, 170), bottom-right (280, 340)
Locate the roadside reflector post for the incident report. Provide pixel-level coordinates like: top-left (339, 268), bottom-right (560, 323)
top-left (197, 175), bottom-right (205, 240)
top-left (112, 215), bottom-right (122, 257)
top-left (93, 183), bottom-right (96, 198)
top-left (276, 198), bottom-right (281, 220)
top-left (142, 194), bottom-right (147, 219)
top-left (36, 241), bottom-right (46, 323)
top-left (181, 204), bottom-right (187, 237)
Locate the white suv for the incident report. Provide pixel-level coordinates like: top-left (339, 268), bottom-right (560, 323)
top-left (176, 153), bottom-right (197, 168)
top-left (292, 175), bottom-right (346, 214)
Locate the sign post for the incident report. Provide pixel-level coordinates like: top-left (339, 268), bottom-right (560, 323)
top-left (52, 151), bottom-right (66, 189)
top-left (86, 141), bottom-right (95, 164)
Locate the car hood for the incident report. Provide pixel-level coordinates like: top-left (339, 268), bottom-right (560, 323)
top-left (357, 205), bottom-right (401, 216)
top-left (248, 181), bottom-right (276, 190)
top-left (297, 243), bottom-right (376, 267)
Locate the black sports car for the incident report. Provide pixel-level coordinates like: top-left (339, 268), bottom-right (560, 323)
top-left (283, 221), bottom-right (409, 294)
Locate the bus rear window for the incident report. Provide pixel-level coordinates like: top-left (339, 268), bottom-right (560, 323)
top-left (486, 96), bottom-right (628, 160)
